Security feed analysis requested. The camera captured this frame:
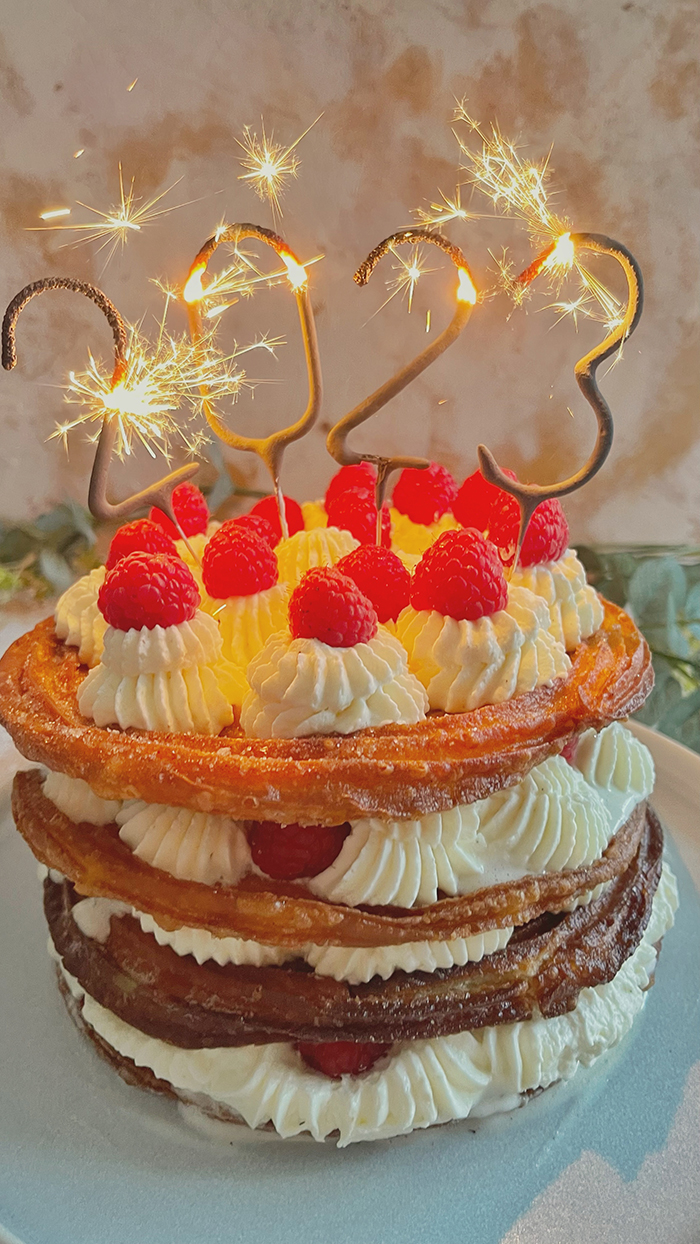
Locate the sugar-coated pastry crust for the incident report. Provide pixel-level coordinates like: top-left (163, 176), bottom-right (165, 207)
top-left (0, 602), bottom-right (652, 822)
top-left (13, 770), bottom-right (647, 947)
top-left (44, 811), bottom-right (662, 1046)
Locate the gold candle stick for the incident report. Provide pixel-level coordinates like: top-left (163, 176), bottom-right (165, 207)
top-left (184, 223), bottom-right (322, 539)
top-left (1, 277), bottom-right (198, 527)
top-left (326, 228), bottom-right (478, 526)
top-left (478, 232), bottom-right (643, 566)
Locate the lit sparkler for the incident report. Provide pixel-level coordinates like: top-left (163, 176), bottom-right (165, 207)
top-left (236, 114), bottom-right (322, 221)
top-left (28, 165), bottom-right (189, 271)
top-left (453, 104), bottom-right (626, 329)
top-left (413, 184), bottom-right (479, 229)
top-left (1, 277), bottom-right (201, 522)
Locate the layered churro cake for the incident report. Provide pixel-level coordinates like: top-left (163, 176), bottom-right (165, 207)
top-left (0, 469), bottom-right (678, 1146)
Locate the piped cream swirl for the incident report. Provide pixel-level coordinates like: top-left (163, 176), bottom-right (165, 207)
top-left (509, 549), bottom-right (604, 650)
top-left (309, 752), bottom-right (615, 909)
top-left (43, 771), bottom-right (120, 826)
top-left (77, 611), bottom-right (234, 735)
top-left (240, 628), bottom-right (428, 738)
top-left (396, 585), bottom-right (571, 713)
top-left (54, 567), bottom-right (107, 667)
top-left (276, 526), bottom-right (358, 585)
top-left (201, 584), bottom-right (289, 697)
top-left (115, 800), bottom-right (250, 885)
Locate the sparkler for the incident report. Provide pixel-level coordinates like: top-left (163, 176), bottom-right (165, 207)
top-left (236, 115), bottom-right (322, 221)
top-left (478, 232), bottom-right (644, 565)
top-left (453, 106), bottom-right (626, 330)
top-left (327, 228), bottom-right (478, 524)
top-left (28, 165), bottom-right (187, 271)
top-left (184, 223), bottom-right (322, 538)
top-left (1, 277), bottom-right (198, 524)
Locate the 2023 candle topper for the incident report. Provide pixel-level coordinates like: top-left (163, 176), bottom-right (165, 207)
top-left (326, 228), bottom-right (478, 529)
top-left (184, 222), bottom-right (322, 540)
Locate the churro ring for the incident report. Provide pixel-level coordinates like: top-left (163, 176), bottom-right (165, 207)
top-left (14, 770), bottom-right (646, 947)
top-left (0, 601), bottom-right (651, 822)
top-left (45, 807), bottom-right (662, 1046)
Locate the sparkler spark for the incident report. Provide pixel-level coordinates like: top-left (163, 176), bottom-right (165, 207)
top-left (413, 185), bottom-right (479, 229)
top-left (52, 312), bottom-right (259, 462)
top-left (453, 104), bottom-right (625, 330)
top-left (29, 165), bottom-right (190, 271)
top-left (39, 208), bottom-right (71, 220)
top-left (367, 243), bottom-right (439, 320)
top-left (235, 114), bottom-right (322, 220)
top-left (180, 238), bottom-right (322, 321)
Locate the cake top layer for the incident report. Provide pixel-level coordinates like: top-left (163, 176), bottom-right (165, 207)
top-left (0, 603), bottom-right (651, 822)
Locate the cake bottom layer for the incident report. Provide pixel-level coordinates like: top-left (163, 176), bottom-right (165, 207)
top-left (53, 864), bottom-right (677, 1147)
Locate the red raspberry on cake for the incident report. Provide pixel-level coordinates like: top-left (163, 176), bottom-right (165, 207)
top-left (248, 820), bottom-right (351, 880)
top-left (410, 528), bottom-right (507, 621)
top-left (249, 494), bottom-right (304, 543)
top-left (296, 1041), bottom-right (391, 1078)
top-left (229, 512), bottom-right (278, 548)
top-left (324, 462), bottom-right (377, 508)
top-left (336, 545), bottom-right (410, 623)
top-left (105, 518), bottom-right (179, 570)
top-left (392, 461), bottom-right (457, 525)
top-left (452, 467), bottom-right (518, 531)
top-left (488, 496), bottom-right (570, 567)
top-left (326, 488), bottom-right (391, 547)
top-left (289, 567), bottom-right (378, 647)
top-left (202, 523), bottom-right (278, 599)
top-left (98, 552), bottom-right (200, 632)
top-left (148, 482), bottom-right (209, 540)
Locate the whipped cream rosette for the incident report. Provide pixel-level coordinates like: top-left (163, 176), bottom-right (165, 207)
top-left (509, 548), bottom-right (604, 650)
top-left (54, 565), bottom-right (107, 667)
top-left (241, 565), bottom-right (427, 739)
top-left (397, 527), bottom-right (571, 712)
top-left (276, 525), bottom-right (359, 586)
top-left (77, 551), bottom-right (233, 735)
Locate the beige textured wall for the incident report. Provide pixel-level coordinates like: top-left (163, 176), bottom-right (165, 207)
top-left (0, 0), bottom-right (698, 542)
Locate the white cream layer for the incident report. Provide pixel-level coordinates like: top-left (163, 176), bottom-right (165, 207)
top-left (275, 527), bottom-right (359, 585)
top-left (56, 864), bottom-right (678, 1146)
top-left (77, 612), bottom-right (234, 735)
top-left (509, 550), bottom-right (604, 651)
top-left (309, 724), bottom-right (653, 908)
top-left (396, 586), bottom-right (571, 713)
top-left (240, 628), bottom-right (428, 739)
top-left (41, 722), bottom-right (653, 907)
top-left (69, 897), bottom-right (513, 984)
top-left (54, 567), bottom-right (108, 667)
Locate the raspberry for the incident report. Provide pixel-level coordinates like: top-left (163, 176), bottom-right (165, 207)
top-left (324, 462), bottom-right (376, 508)
top-left (452, 467), bottom-right (518, 531)
top-left (202, 522), bottom-right (278, 599)
top-left (229, 512), bottom-right (278, 548)
top-left (488, 496), bottom-right (570, 567)
top-left (98, 552), bottom-right (200, 632)
top-left (248, 820), bottom-right (351, 880)
top-left (249, 495), bottom-right (304, 543)
top-left (289, 567), bottom-right (378, 647)
top-left (105, 519), bottom-right (179, 570)
top-left (148, 482), bottom-right (209, 539)
top-left (326, 489), bottom-right (391, 547)
top-left (392, 461), bottom-right (457, 525)
top-left (296, 1041), bottom-right (391, 1078)
top-left (336, 545), bottom-right (409, 624)
top-left (410, 528), bottom-right (507, 621)
top-left (561, 736), bottom-right (579, 765)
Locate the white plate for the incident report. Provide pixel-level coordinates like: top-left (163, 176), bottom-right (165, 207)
top-left (0, 710), bottom-right (698, 1244)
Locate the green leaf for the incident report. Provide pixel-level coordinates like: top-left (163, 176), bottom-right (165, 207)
top-left (37, 548), bottom-right (74, 593)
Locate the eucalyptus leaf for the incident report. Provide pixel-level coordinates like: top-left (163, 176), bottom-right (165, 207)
top-left (37, 548), bottom-right (76, 593)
